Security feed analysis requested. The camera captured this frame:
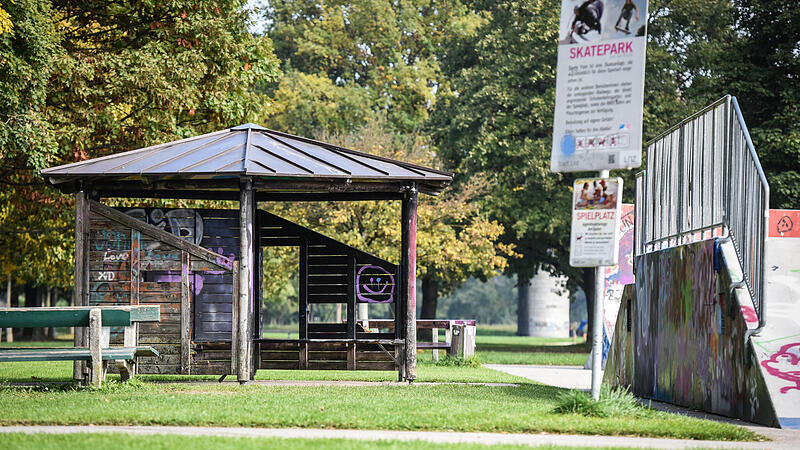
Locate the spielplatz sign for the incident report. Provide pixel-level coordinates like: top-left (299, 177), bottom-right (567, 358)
top-left (569, 177), bottom-right (623, 267)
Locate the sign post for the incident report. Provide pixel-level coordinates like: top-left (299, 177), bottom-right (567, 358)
top-left (551, 0), bottom-right (648, 401)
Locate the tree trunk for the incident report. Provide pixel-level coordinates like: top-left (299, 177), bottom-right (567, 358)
top-left (419, 277), bottom-right (438, 341)
top-left (517, 278), bottom-right (530, 336)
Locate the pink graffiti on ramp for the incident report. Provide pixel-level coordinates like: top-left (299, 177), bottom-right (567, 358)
top-left (761, 343), bottom-right (800, 393)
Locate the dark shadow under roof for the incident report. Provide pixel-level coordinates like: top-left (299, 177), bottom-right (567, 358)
top-left (42, 124), bottom-right (453, 197)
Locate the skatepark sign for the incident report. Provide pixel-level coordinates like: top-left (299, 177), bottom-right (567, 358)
top-left (570, 177), bottom-right (623, 267)
top-left (551, 0), bottom-right (648, 173)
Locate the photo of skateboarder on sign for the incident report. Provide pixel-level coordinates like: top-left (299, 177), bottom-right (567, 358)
top-left (615, 0), bottom-right (639, 33)
top-left (562, 0), bottom-right (605, 44)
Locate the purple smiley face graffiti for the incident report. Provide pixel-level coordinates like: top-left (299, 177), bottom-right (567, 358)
top-left (356, 265), bottom-right (395, 303)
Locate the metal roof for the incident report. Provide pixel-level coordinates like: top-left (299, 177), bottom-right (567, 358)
top-left (42, 123), bottom-right (453, 195)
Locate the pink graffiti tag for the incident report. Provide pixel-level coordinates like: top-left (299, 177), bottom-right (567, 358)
top-left (761, 343), bottom-right (800, 393)
top-left (740, 305), bottom-right (759, 325)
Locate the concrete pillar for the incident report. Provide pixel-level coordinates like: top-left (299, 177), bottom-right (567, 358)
top-left (526, 269), bottom-right (570, 338)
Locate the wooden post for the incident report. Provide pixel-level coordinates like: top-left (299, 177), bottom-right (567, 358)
top-left (231, 261), bottom-right (239, 376)
top-left (299, 239), bottom-right (309, 370)
top-left (74, 190), bottom-right (89, 381)
top-left (347, 255), bottom-right (356, 370)
top-left (180, 251), bottom-right (191, 374)
top-left (401, 184), bottom-right (418, 381)
top-left (237, 178), bottom-right (254, 382)
top-left (88, 308), bottom-right (103, 388)
top-left (4, 277), bottom-right (12, 342)
top-left (129, 230), bottom-right (140, 377)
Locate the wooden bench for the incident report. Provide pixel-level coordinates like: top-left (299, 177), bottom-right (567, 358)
top-left (0, 306), bottom-right (160, 387)
top-left (360, 319), bottom-right (477, 361)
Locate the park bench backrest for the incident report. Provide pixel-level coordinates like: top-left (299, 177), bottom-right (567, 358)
top-left (0, 306), bottom-right (160, 328)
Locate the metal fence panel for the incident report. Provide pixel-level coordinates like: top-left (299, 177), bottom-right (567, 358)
top-left (635, 95), bottom-right (769, 327)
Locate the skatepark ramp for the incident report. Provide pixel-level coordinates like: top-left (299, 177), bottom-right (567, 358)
top-left (604, 96), bottom-right (800, 428)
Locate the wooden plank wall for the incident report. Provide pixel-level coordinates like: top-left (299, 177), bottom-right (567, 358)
top-left (88, 207), bottom-right (238, 375)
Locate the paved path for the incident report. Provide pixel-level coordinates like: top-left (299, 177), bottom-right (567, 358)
top-left (0, 425), bottom-right (782, 449)
top-left (485, 364), bottom-right (592, 390)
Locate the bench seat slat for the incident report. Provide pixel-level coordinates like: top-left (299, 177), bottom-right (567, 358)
top-left (417, 342), bottom-right (452, 349)
top-left (0, 346), bottom-right (158, 362)
top-left (0, 306), bottom-right (160, 328)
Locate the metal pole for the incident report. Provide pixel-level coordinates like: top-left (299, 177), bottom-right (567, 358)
top-left (591, 169), bottom-right (610, 400)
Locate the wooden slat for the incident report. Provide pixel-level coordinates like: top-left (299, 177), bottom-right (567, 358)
top-left (308, 285), bottom-right (348, 295)
top-left (307, 323), bottom-right (347, 332)
top-left (307, 246), bottom-right (349, 257)
top-left (309, 351), bottom-right (347, 361)
top-left (89, 271), bottom-right (131, 282)
top-left (308, 255), bottom-right (348, 265)
top-left (307, 361), bottom-right (347, 370)
top-left (194, 350), bottom-right (232, 361)
top-left (308, 274), bottom-right (348, 285)
top-left (257, 340), bottom-right (300, 351)
top-left (355, 351), bottom-right (395, 362)
top-left (307, 265), bottom-right (348, 275)
top-left (260, 237), bottom-right (302, 247)
top-left (191, 361), bottom-right (230, 375)
top-left (261, 361), bottom-right (300, 370)
top-left (355, 361), bottom-right (396, 371)
top-left (260, 351), bottom-right (299, 361)
top-left (136, 364), bottom-right (181, 374)
top-left (307, 294), bottom-right (348, 303)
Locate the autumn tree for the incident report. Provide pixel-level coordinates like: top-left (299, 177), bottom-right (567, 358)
top-left (262, 120), bottom-right (512, 326)
top-left (0, 0), bottom-right (280, 290)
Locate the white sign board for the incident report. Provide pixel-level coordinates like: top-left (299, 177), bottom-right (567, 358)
top-left (570, 177), bottom-right (623, 267)
top-left (551, 0), bottom-right (648, 173)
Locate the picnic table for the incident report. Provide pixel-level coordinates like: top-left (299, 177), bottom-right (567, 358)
top-left (0, 306), bottom-right (160, 387)
top-left (360, 319), bottom-right (477, 360)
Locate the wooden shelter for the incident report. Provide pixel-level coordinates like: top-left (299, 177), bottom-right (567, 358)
top-left (42, 123), bottom-right (452, 382)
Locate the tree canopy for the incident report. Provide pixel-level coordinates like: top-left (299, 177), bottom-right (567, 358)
top-left (1, 0), bottom-right (280, 287)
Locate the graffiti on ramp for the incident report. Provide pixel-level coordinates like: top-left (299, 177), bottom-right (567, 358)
top-left (761, 343), bottom-right (800, 394)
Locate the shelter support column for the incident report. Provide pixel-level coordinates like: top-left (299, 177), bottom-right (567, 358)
top-left (402, 184), bottom-right (418, 381)
top-left (237, 178), bottom-right (254, 382)
top-left (73, 189), bottom-right (89, 381)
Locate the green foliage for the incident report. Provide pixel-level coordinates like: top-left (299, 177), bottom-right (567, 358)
top-left (433, 354), bottom-right (482, 367)
top-left (261, 120), bottom-right (512, 309)
top-left (0, 0), bottom-right (280, 288)
top-left (726, 0), bottom-right (800, 208)
top-left (437, 276), bottom-right (517, 325)
top-left (552, 386), bottom-right (645, 418)
top-left (264, 0), bottom-right (484, 134)
top-left (429, 0), bottom-right (573, 285)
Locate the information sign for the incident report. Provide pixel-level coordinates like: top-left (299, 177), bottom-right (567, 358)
top-left (570, 177), bottom-right (623, 267)
top-left (551, 0), bottom-right (648, 172)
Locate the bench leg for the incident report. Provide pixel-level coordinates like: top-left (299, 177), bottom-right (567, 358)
top-left (123, 324), bottom-right (138, 378)
top-left (432, 327), bottom-right (439, 362)
top-left (89, 308), bottom-right (104, 388)
top-left (117, 360), bottom-right (133, 382)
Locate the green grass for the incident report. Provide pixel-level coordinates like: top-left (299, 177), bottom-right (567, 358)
top-left (0, 339), bottom-right (762, 442)
top-left (0, 371), bottom-right (760, 441)
top-left (0, 433), bottom-right (638, 450)
top-left (475, 333), bottom-right (589, 366)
